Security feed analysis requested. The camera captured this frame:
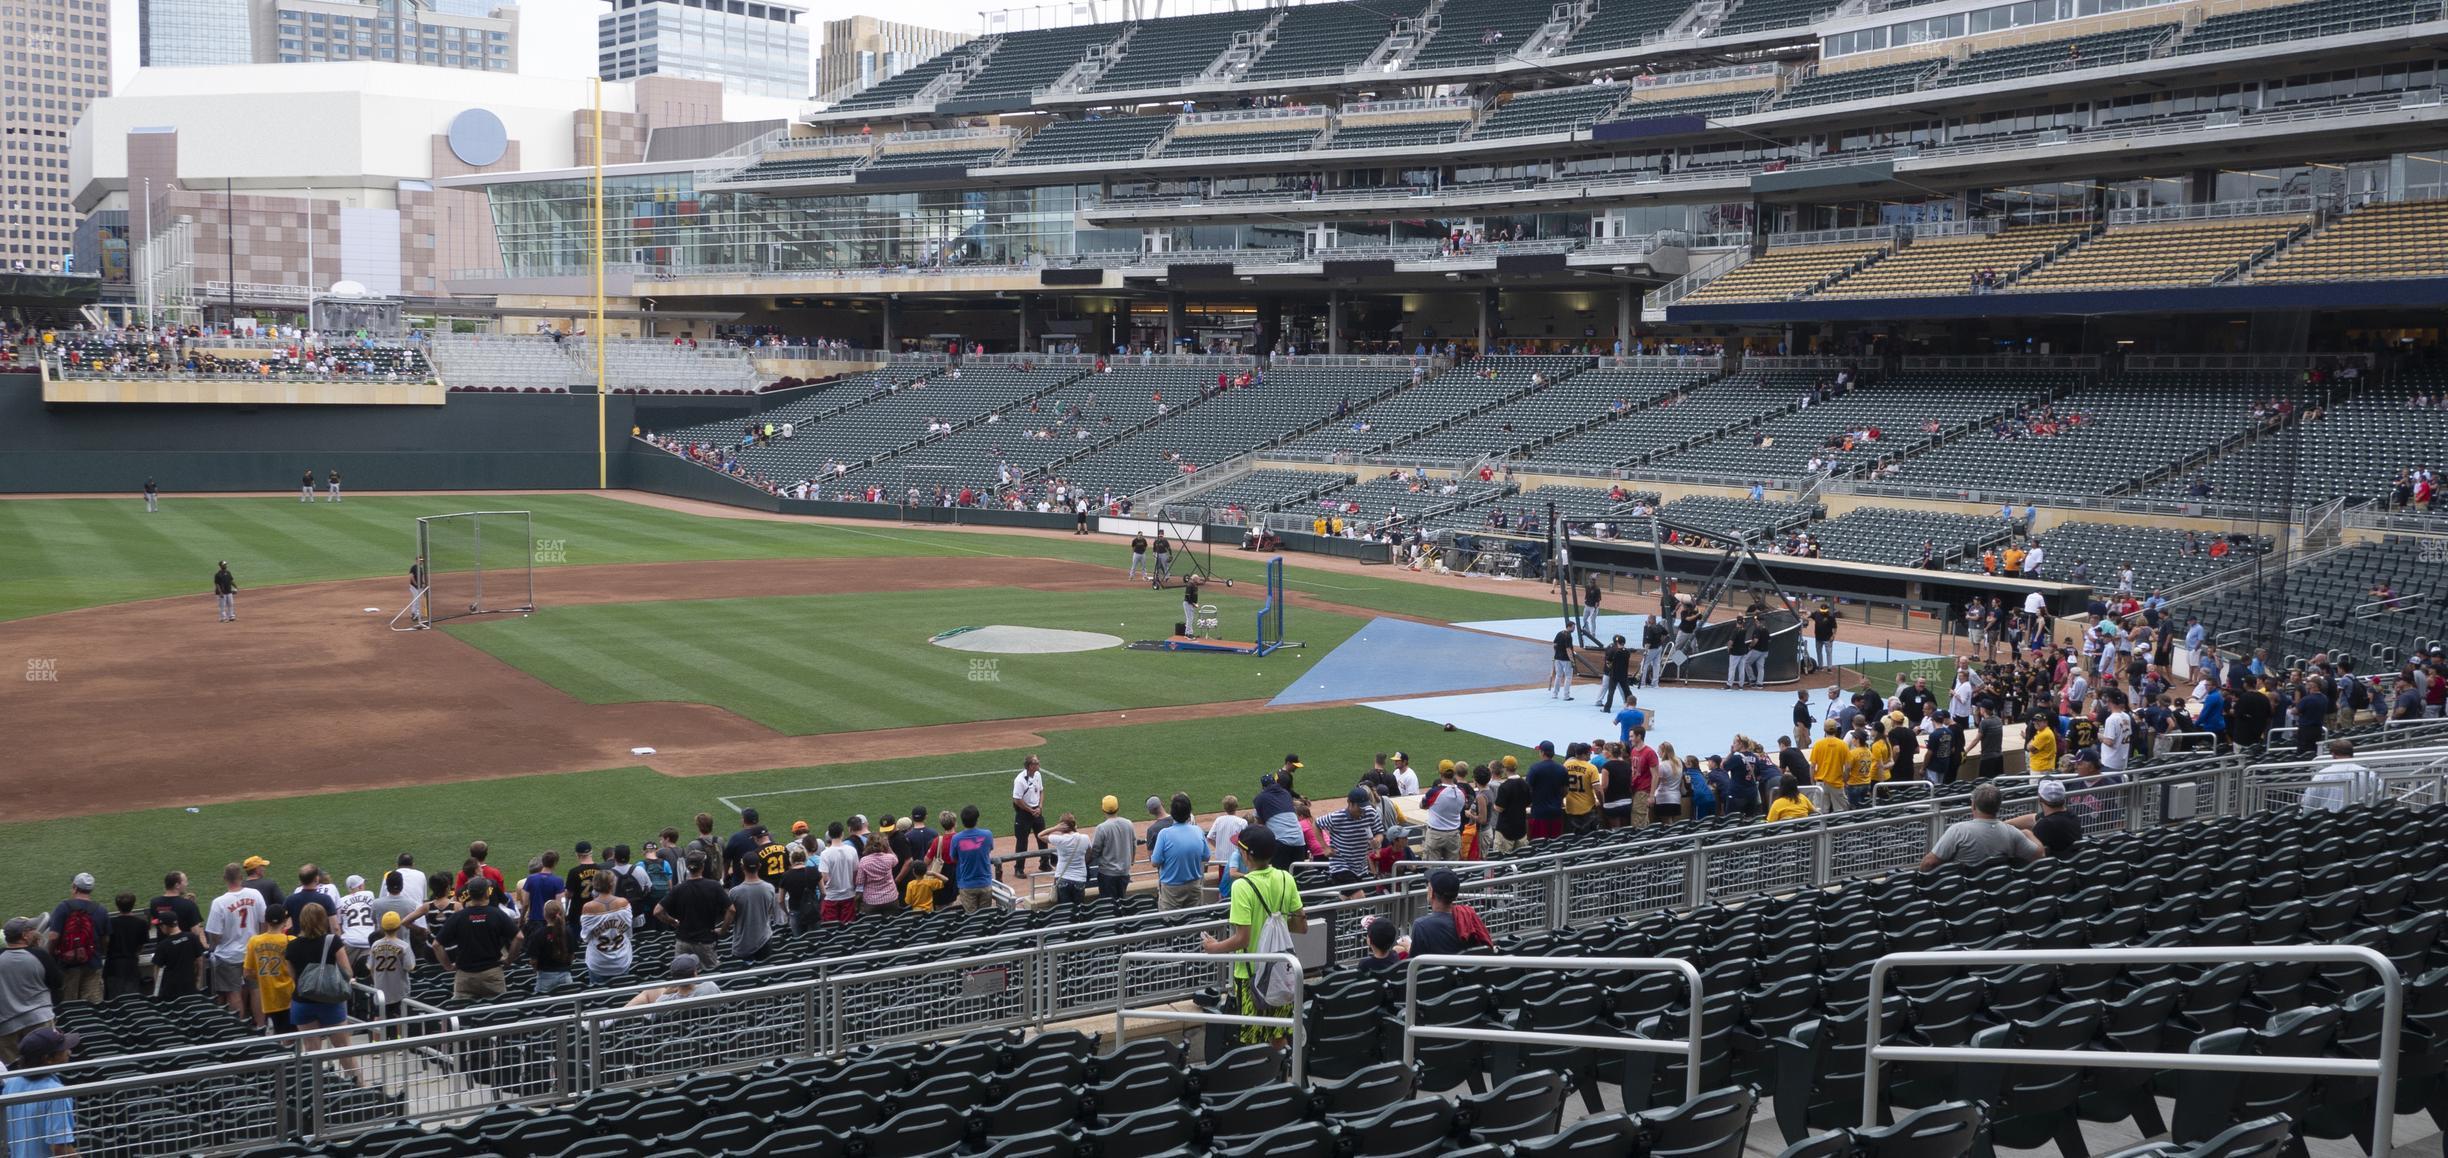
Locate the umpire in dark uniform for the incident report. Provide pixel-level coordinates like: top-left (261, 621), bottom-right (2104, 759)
top-left (214, 561), bottom-right (238, 622)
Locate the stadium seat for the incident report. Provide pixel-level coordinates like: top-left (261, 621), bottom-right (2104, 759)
top-left (1083, 1103), bottom-right (1199, 1157)
top-left (1777, 1100), bottom-right (1991, 1158)
top-left (1241, 1), bottom-right (1425, 81)
top-left (1341, 1096), bottom-right (1460, 1158)
top-left (2013, 217), bottom-right (2307, 290)
top-left (2099, 1115), bottom-right (2298, 1158)
top-left (1683, 244), bottom-right (1888, 304)
top-left (865, 1103), bottom-right (969, 1157)
top-left (1202, 1082), bottom-right (1314, 1144)
top-left (975, 1131), bottom-right (1080, 1158)
top-left (1471, 85), bottom-right (1632, 139)
top-left (975, 1081), bottom-right (1082, 1140)
top-left (1214, 1120), bottom-right (1337, 1157)
top-left (1511, 1110), bottom-right (1637, 1157)
top-left (1457, 1068), bottom-right (1570, 1145)
top-left (1773, 60), bottom-right (1940, 108)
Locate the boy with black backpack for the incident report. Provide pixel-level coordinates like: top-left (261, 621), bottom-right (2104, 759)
top-left (48, 873), bottom-right (110, 1003)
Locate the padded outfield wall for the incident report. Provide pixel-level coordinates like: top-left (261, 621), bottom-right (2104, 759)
top-left (0, 374), bottom-right (770, 494)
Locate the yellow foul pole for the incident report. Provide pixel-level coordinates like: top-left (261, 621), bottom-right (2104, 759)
top-left (593, 79), bottom-right (608, 488)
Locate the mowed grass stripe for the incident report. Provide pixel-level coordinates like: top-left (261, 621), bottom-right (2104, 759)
top-left (604, 600), bottom-right (854, 730)
top-left (446, 588), bottom-right (1365, 734)
top-left (0, 494), bottom-right (1558, 624)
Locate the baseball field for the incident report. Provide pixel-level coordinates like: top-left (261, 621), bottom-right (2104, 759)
top-left (0, 491), bottom-right (1568, 918)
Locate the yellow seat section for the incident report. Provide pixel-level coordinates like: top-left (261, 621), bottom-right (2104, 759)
top-left (1816, 224), bottom-right (2088, 297)
top-left (2011, 216), bottom-right (2304, 291)
top-left (1681, 242), bottom-right (1888, 304)
top-left (2254, 199), bottom-right (2448, 283)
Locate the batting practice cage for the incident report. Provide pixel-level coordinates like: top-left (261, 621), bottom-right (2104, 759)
top-left (391, 510), bottom-right (537, 630)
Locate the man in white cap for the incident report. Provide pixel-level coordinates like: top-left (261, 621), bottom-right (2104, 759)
top-left (337, 875), bottom-right (378, 965)
top-left (2010, 778), bottom-right (2083, 858)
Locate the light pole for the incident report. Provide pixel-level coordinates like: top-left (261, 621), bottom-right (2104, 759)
top-left (303, 185), bottom-right (317, 333)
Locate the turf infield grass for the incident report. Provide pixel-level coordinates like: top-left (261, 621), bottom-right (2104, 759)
top-left (0, 706), bottom-right (1517, 921)
top-left (0, 493), bottom-right (1557, 624)
top-left (444, 589), bottom-right (1371, 734)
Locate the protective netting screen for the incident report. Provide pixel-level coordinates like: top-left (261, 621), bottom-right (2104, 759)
top-left (415, 511), bottom-right (535, 625)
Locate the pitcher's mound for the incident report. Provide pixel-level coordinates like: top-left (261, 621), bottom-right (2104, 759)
top-left (930, 625), bottom-right (1125, 654)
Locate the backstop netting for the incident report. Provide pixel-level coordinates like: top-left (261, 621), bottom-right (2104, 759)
top-left (404, 511), bottom-right (535, 628)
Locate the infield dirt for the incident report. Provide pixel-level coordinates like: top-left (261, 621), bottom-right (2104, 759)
top-left (0, 555), bottom-right (1372, 821)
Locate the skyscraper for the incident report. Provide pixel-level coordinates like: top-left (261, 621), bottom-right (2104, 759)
top-left (254, 0), bottom-right (519, 71)
top-left (140, 0), bottom-right (257, 68)
top-left (599, 0), bottom-right (808, 100)
top-left (5, 0), bottom-right (108, 271)
top-left (816, 15), bottom-right (966, 100)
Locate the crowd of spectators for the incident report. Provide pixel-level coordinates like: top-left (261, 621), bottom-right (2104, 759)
top-left (35, 324), bottom-right (433, 382)
top-left (0, 604), bottom-right (2432, 1135)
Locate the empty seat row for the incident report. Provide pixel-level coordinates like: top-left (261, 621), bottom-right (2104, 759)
top-left (2014, 217), bottom-right (2306, 291)
top-left (1682, 243), bottom-right (1888, 304)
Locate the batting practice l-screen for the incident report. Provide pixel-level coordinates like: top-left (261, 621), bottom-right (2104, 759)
top-left (399, 510), bottom-right (536, 629)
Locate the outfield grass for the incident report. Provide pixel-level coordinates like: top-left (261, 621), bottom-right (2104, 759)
top-left (446, 589), bottom-right (1370, 733)
top-left (0, 706), bottom-right (1517, 920)
top-left (0, 493), bottom-right (1554, 624)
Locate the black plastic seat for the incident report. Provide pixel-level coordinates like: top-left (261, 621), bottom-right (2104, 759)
top-left (1457, 1067), bottom-right (1567, 1146)
top-left (1087, 1061), bottom-right (1188, 1119)
top-left (1772, 997), bottom-right (1901, 1143)
top-left (1004, 1049), bottom-right (1089, 1091)
top-left (2079, 977), bottom-right (2179, 1138)
top-left (1340, 1096), bottom-right (1459, 1158)
top-left (864, 1103), bottom-right (967, 1158)
top-left (1509, 1111), bottom-right (1635, 1158)
top-left (2098, 1114), bottom-right (2296, 1158)
top-left (1852, 1100), bottom-right (1989, 1158)
top-left (1089, 1037), bottom-right (1183, 1080)
top-left (1957, 999), bottom-right (2103, 1157)
top-left (1408, 983), bottom-right (1494, 1094)
top-left (1200, 1082), bottom-right (1310, 1141)
top-left (1081, 1103), bottom-right (1196, 1158)
top-left (1189, 1042), bottom-right (1282, 1097)
top-left (748, 1124), bottom-right (849, 1158)
top-left (976, 1081), bottom-right (1081, 1141)
top-left (674, 1111), bottom-right (764, 1153)
top-left (1636, 1084), bottom-right (1757, 1158)
top-left (800, 1090), bottom-right (882, 1136)
top-left (595, 1095), bottom-right (700, 1138)
top-left (2170, 1004), bottom-right (2341, 1147)
top-left (1312, 1059), bottom-right (1416, 1120)
top-left (973, 1131), bottom-right (1078, 1158)
top-left (1211, 1120), bottom-right (1334, 1158)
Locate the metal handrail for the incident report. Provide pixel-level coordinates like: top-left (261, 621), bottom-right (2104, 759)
top-left (1864, 946), bottom-right (2403, 1157)
top-left (1116, 951), bottom-right (1306, 1082)
top-left (1401, 954), bottom-right (1707, 1100)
